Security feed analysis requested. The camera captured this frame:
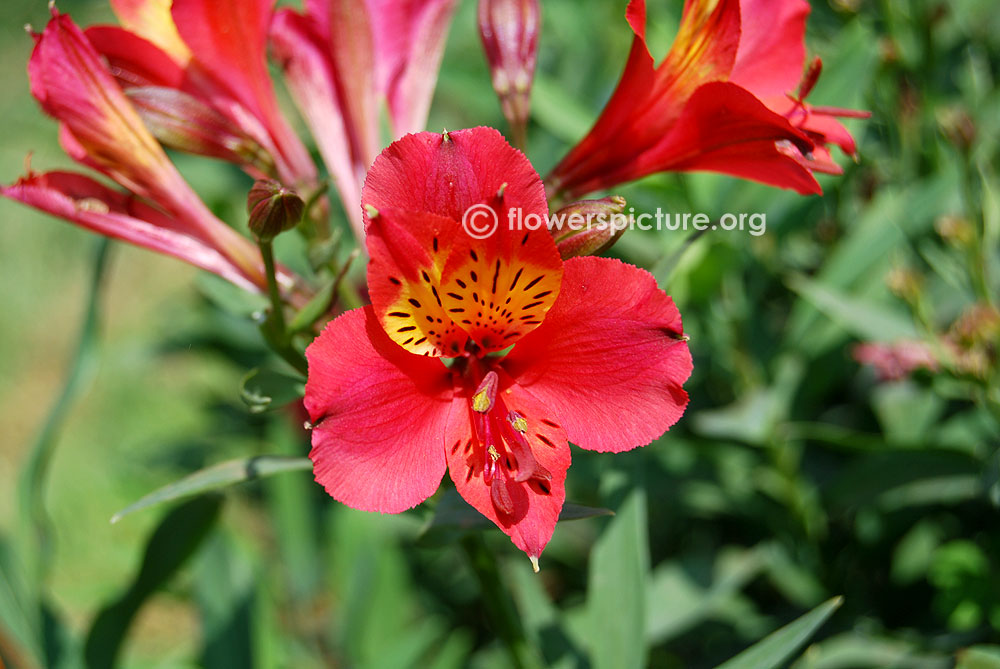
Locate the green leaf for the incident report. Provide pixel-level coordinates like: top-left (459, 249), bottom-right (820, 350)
top-left (715, 596), bottom-right (843, 669)
top-left (19, 238), bottom-right (110, 593)
top-left (957, 646), bottom-right (1000, 669)
top-left (787, 274), bottom-right (918, 343)
top-left (196, 272), bottom-right (269, 317)
top-left (111, 456), bottom-right (312, 523)
top-left (84, 496), bottom-right (222, 669)
top-left (587, 490), bottom-right (649, 669)
top-left (239, 367), bottom-right (305, 414)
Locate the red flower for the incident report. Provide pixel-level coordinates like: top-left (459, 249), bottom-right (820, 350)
top-left (271, 0), bottom-right (458, 240)
top-left (2, 11), bottom-right (297, 297)
top-left (86, 0), bottom-right (317, 187)
top-left (546, 0), bottom-right (870, 202)
top-left (304, 128), bottom-right (692, 564)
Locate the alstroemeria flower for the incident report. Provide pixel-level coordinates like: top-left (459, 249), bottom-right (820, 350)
top-left (85, 0), bottom-right (317, 188)
top-left (2, 11), bottom-right (290, 295)
top-left (546, 0), bottom-right (870, 202)
top-left (271, 0), bottom-right (458, 239)
top-left (304, 128), bottom-right (692, 564)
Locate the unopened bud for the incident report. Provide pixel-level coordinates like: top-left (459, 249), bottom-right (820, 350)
top-left (478, 0), bottom-right (539, 145)
top-left (247, 179), bottom-right (304, 242)
top-left (126, 86), bottom-right (274, 174)
top-left (550, 196), bottom-right (628, 259)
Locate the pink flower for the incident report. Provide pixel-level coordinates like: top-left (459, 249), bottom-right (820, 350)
top-left (546, 0), bottom-right (870, 202)
top-left (854, 341), bottom-right (939, 382)
top-left (86, 0), bottom-right (317, 188)
top-left (2, 11), bottom-right (292, 295)
top-left (303, 128), bottom-right (692, 564)
top-left (271, 0), bottom-right (458, 239)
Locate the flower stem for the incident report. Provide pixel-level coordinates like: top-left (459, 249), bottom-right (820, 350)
top-left (258, 240), bottom-right (308, 375)
top-left (461, 535), bottom-right (543, 669)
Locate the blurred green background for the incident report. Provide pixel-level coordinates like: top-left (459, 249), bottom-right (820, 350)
top-left (1, 0), bottom-right (998, 667)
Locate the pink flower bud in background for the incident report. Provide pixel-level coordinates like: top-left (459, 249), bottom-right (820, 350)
top-left (478, 0), bottom-right (539, 148)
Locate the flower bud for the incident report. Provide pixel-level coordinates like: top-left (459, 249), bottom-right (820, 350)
top-left (549, 196), bottom-right (628, 259)
top-left (126, 86), bottom-right (275, 175)
top-left (247, 179), bottom-right (304, 242)
top-left (478, 0), bottom-right (539, 145)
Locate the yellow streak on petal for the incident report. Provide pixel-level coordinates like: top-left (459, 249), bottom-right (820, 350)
top-left (112, 0), bottom-right (191, 65)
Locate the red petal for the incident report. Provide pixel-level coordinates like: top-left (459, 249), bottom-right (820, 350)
top-left (503, 257), bottom-right (692, 453)
top-left (271, 9), bottom-right (362, 236)
top-left (373, 0), bottom-right (458, 135)
top-left (637, 81), bottom-right (823, 195)
top-left (547, 0), bottom-right (741, 199)
top-left (729, 0), bottom-right (810, 97)
top-left (306, 0), bottom-right (380, 167)
top-left (1, 171), bottom-right (260, 291)
top-left (171, 0), bottom-right (316, 186)
top-left (365, 208), bottom-right (472, 357)
top-left (363, 129), bottom-right (563, 354)
top-left (304, 307), bottom-right (453, 513)
top-left (109, 0), bottom-right (191, 63)
top-left (445, 373), bottom-right (569, 560)
top-left (85, 25), bottom-right (186, 89)
top-left (363, 127), bottom-right (548, 222)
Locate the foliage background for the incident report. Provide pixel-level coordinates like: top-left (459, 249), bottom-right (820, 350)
top-left (0, 0), bottom-right (998, 667)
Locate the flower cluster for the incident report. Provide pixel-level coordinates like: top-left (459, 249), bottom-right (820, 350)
top-left (3, 0), bottom-right (865, 563)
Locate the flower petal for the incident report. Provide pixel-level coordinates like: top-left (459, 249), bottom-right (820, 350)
top-left (85, 25), bottom-right (186, 89)
top-left (304, 307), bottom-right (453, 513)
top-left (171, 0), bottom-right (316, 185)
top-left (1, 171), bottom-right (259, 291)
top-left (363, 129), bottom-right (563, 355)
top-left (729, 0), bottom-right (810, 98)
top-left (109, 0), bottom-right (192, 64)
top-left (271, 9), bottom-right (361, 234)
top-left (445, 373), bottom-right (569, 560)
top-left (370, 0), bottom-right (458, 136)
top-left (365, 208), bottom-right (472, 357)
top-left (362, 126), bottom-right (547, 223)
top-left (503, 256), bottom-right (692, 453)
top-left (638, 81), bottom-right (822, 195)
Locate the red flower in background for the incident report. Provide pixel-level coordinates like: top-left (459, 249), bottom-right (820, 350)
top-left (304, 128), bottom-right (692, 565)
top-left (87, 0), bottom-right (318, 188)
top-left (271, 0), bottom-right (458, 238)
top-left (2, 11), bottom-right (285, 294)
top-left (546, 0), bottom-right (870, 201)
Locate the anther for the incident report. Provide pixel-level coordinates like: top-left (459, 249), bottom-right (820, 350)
top-left (471, 371), bottom-right (499, 413)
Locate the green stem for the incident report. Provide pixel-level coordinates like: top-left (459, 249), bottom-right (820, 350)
top-left (258, 240), bottom-right (308, 375)
top-left (461, 536), bottom-right (543, 669)
top-left (20, 238), bottom-right (110, 590)
top-left (260, 241), bottom-right (286, 335)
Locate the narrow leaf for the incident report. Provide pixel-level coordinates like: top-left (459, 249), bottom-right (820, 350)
top-left (85, 496), bottom-right (222, 669)
top-left (715, 596), bottom-right (843, 669)
top-left (111, 456), bottom-right (312, 523)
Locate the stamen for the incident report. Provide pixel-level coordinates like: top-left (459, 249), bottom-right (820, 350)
top-left (797, 57), bottom-right (822, 101)
top-left (471, 371), bottom-right (499, 413)
top-left (490, 470), bottom-right (515, 515)
top-left (507, 410), bottom-right (528, 433)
